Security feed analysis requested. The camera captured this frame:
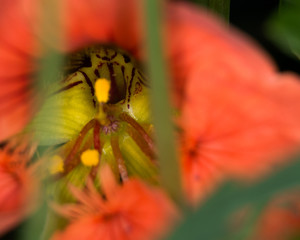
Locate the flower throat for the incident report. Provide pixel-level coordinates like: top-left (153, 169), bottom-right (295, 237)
top-left (34, 46), bottom-right (156, 186)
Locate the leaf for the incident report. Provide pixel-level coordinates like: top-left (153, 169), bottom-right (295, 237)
top-left (266, 0), bottom-right (300, 59)
top-left (167, 156), bottom-right (300, 240)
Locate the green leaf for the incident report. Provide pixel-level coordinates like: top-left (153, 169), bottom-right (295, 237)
top-left (23, 1), bottom-right (64, 240)
top-left (167, 156), bottom-right (300, 240)
top-left (266, 0), bottom-right (300, 59)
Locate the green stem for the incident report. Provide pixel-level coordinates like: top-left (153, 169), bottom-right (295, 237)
top-left (144, 0), bottom-right (183, 205)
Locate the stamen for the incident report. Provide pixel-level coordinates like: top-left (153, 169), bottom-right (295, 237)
top-left (49, 155), bottom-right (64, 174)
top-left (90, 120), bottom-right (102, 179)
top-left (93, 120), bottom-right (101, 151)
top-left (111, 135), bottom-right (128, 181)
top-left (95, 78), bottom-right (111, 103)
top-left (63, 119), bottom-right (96, 174)
top-left (119, 113), bottom-right (156, 155)
top-left (81, 149), bottom-right (99, 167)
top-left (95, 78), bottom-right (111, 125)
top-left (126, 125), bottom-right (155, 161)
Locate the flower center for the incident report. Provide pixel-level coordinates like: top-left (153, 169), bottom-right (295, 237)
top-left (38, 46), bottom-right (157, 188)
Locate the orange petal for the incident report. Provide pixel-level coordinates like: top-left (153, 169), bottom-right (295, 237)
top-left (0, 150), bottom-right (39, 235)
top-left (181, 65), bottom-right (300, 203)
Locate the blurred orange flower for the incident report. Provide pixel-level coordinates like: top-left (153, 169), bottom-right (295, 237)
top-left (51, 165), bottom-right (177, 240)
top-left (0, 1), bottom-right (39, 141)
top-left (251, 191), bottom-right (300, 240)
top-left (174, 5), bottom-right (300, 203)
top-left (0, 145), bottom-right (39, 235)
top-left (1, 0), bottom-right (300, 220)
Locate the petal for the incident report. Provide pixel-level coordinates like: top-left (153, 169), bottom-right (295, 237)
top-left (0, 150), bottom-right (39, 235)
top-left (181, 67), bottom-right (300, 203)
top-left (165, 2), bottom-right (276, 106)
top-left (0, 1), bottom-right (38, 141)
top-left (99, 165), bottom-right (119, 199)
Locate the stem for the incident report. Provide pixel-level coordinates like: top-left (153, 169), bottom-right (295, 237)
top-left (145, 0), bottom-right (183, 204)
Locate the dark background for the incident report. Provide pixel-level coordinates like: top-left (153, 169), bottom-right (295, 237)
top-left (184, 0), bottom-right (299, 73)
top-left (2, 0), bottom-right (299, 240)
top-left (229, 0), bottom-right (299, 73)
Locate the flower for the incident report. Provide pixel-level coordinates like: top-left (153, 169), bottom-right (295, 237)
top-left (0, 1), bottom-right (39, 141)
top-left (2, 0), bottom-right (300, 237)
top-left (173, 5), bottom-right (300, 203)
top-left (50, 165), bottom-right (177, 240)
top-left (250, 191), bottom-right (300, 240)
top-left (181, 68), bottom-right (300, 203)
top-left (0, 143), bottom-right (39, 235)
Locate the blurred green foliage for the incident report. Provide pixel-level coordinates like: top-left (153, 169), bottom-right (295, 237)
top-left (144, 0), bottom-right (182, 204)
top-left (266, 0), bottom-right (300, 59)
top-left (189, 0), bottom-right (230, 21)
top-left (167, 156), bottom-right (300, 240)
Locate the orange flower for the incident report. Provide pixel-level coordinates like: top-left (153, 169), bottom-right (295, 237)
top-left (2, 0), bottom-right (300, 209)
top-left (50, 165), bottom-right (177, 240)
top-left (0, 146), bottom-right (39, 235)
top-left (251, 191), bottom-right (300, 240)
top-left (181, 68), bottom-right (300, 203)
top-left (164, 4), bottom-right (300, 204)
top-left (0, 1), bottom-right (39, 141)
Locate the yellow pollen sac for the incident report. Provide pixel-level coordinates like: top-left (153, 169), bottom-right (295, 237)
top-left (95, 78), bottom-right (111, 103)
top-left (81, 149), bottom-right (99, 167)
top-left (49, 155), bottom-right (64, 174)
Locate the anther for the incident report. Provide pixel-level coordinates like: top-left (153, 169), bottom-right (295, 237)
top-left (95, 78), bottom-right (111, 125)
top-left (49, 155), bottom-right (64, 174)
top-left (95, 78), bottom-right (111, 103)
top-left (81, 149), bottom-right (100, 167)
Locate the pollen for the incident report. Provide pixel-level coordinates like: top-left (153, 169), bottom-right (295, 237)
top-left (81, 149), bottom-right (99, 166)
top-left (95, 78), bottom-right (111, 103)
top-left (49, 155), bottom-right (64, 174)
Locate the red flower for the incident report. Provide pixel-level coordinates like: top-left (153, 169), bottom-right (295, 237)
top-left (251, 191), bottom-right (300, 240)
top-left (0, 1), bottom-right (39, 141)
top-left (0, 145), bottom-right (39, 235)
top-left (50, 165), bottom-right (177, 240)
top-left (172, 5), bottom-right (300, 203)
top-left (181, 69), bottom-right (300, 203)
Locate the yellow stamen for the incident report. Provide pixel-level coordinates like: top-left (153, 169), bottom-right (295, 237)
top-left (49, 155), bottom-right (64, 174)
top-left (95, 78), bottom-right (111, 103)
top-left (81, 149), bottom-right (99, 166)
top-left (95, 78), bottom-right (111, 125)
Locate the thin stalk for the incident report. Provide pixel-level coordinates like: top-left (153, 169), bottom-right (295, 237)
top-left (144, 0), bottom-right (183, 204)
